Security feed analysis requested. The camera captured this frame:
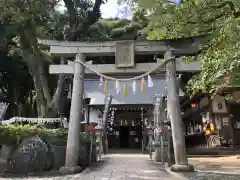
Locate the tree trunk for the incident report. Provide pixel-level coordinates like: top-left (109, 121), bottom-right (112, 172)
top-left (20, 30), bottom-right (57, 117)
top-left (52, 57), bottom-right (67, 115)
top-left (29, 62), bottom-right (49, 117)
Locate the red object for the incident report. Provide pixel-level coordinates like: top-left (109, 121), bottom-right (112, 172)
top-left (87, 125), bottom-right (96, 132)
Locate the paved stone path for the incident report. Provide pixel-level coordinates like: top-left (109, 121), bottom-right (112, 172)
top-left (1, 154), bottom-right (240, 180)
top-left (0, 154), bottom-right (176, 180)
top-left (79, 154), bottom-right (176, 180)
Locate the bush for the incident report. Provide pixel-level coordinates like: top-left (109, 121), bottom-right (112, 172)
top-left (0, 124), bottom-right (90, 147)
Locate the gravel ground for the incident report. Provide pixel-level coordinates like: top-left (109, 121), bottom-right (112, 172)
top-left (181, 172), bottom-right (240, 180)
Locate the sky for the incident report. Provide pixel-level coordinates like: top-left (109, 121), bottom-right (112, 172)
top-left (101, 0), bottom-right (120, 18)
top-left (57, 0), bottom-right (132, 19)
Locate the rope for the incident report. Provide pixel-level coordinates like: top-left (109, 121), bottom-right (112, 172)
top-left (75, 57), bottom-right (175, 81)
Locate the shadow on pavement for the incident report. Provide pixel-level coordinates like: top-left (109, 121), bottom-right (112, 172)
top-left (0, 170), bottom-right (65, 178)
top-left (83, 157), bottom-right (110, 173)
top-left (0, 159), bottom-right (111, 179)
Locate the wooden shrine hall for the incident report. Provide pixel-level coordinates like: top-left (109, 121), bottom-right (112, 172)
top-left (38, 36), bottom-right (203, 173)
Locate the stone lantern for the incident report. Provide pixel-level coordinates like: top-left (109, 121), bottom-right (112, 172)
top-left (95, 125), bottom-right (104, 160)
top-left (146, 123), bottom-right (154, 156)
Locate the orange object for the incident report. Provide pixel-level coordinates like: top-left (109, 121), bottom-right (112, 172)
top-left (141, 77), bottom-right (146, 92)
top-left (104, 79), bottom-right (108, 93)
top-left (191, 103), bottom-right (196, 108)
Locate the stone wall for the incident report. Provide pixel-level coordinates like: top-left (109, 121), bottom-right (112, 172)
top-left (0, 136), bottom-right (93, 174)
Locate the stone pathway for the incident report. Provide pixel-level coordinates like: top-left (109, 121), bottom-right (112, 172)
top-left (1, 154), bottom-right (240, 180)
top-left (79, 154), bottom-right (176, 180)
top-left (0, 154), bottom-right (176, 180)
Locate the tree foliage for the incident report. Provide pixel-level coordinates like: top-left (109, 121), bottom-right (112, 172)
top-left (0, 0), bottom-right (107, 117)
top-left (136, 0), bottom-right (240, 97)
top-left (0, 0), bottom-right (148, 118)
top-left (3, 0), bottom-right (240, 118)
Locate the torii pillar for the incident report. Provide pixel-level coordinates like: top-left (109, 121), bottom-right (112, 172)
top-left (165, 51), bottom-right (194, 172)
top-left (59, 53), bottom-right (85, 174)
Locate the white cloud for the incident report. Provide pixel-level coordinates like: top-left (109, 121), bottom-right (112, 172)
top-left (100, 0), bottom-right (119, 18)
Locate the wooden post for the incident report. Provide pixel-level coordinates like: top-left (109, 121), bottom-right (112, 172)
top-left (167, 128), bottom-right (172, 167)
top-left (102, 94), bottom-right (112, 154)
top-left (89, 132), bottom-right (93, 163)
top-left (165, 51), bottom-right (194, 172)
top-left (59, 53), bottom-right (85, 174)
top-left (91, 132), bottom-right (97, 162)
top-left (141, 107), bottom-right (144, 153)
top-left (154, 94), bottom-right (161, 162)
top-left (160, 133), bottom-right (164, 165)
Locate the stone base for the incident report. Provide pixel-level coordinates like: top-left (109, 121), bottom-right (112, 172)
top-left (59, 165), bottom-right (82, 174)
top-left (170, 164), bottom-right (194, 172)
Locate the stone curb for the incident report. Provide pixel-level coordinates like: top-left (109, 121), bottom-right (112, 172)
top-left (79, 166), bottom-right (91, 175)
top-left (164, 164), bottom-right (240, 178)
top-left (164, 165), bottom-right (189, 180)
top-left (195, 169), bottom-right (240, 175)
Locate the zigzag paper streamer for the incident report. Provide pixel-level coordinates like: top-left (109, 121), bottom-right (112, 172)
top-left (148, 75), bottom-right (154, 87)
top-left (123, 84), bottom-right (127, 96)
top-left (132, 81), bottom-right (136, 94)
top-left (115, 80), bottom-right (121, 95)
top-left (104, 79), bottom-right (108, 93)
top-left (99, 76), bottom-right (104, 87)
top-left (141, 77), bottom-right (146, 92)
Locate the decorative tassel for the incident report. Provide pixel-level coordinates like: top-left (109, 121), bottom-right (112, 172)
top-left (99, 76), bottom-right (104, 87)
top-left (132, 81), bottom-right (136, 94)
top-left (123, 84), bottom-right (127, 96)
top-left (141, 77), bottom-right (146, 92)
top-left (148, 75), bottom-right (154, 87)
top-left (116, 80), bottom-right (121, 95)
top-left (104, 79), bottom-right (108, 93)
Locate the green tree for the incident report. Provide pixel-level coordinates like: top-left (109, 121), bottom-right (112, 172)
top-left (136, 0), bottom-right (240, 97)
top-left (0, 51), bottom-right (35, 117)
top-left (1, 0), bottom-right (107, 117)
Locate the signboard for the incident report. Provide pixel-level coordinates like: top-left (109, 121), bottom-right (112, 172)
top-left (212, 95), bottom-right (228, 114)
top-left (115, 41), bottom-right (135, 68)
top-left (222, 117), bottom-right (229, 126)
top-left (215, 116), bottom-right (222, 130)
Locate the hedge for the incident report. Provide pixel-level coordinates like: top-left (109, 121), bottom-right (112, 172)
top-left (0, 124), bottom-right (90, 147)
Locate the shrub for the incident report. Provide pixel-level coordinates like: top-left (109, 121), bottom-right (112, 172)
top-left (0, 124), bottom-right (90, 147)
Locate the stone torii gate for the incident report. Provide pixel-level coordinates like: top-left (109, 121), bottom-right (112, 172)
top-left (38, 38), bottom-right (201, 173)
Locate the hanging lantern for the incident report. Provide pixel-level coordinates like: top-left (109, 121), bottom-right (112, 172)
top-left (191, 103), bottom-right (196, 108)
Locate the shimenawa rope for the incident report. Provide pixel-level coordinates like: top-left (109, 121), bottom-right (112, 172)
top-left (74, 57), bottom-right (175, 81)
